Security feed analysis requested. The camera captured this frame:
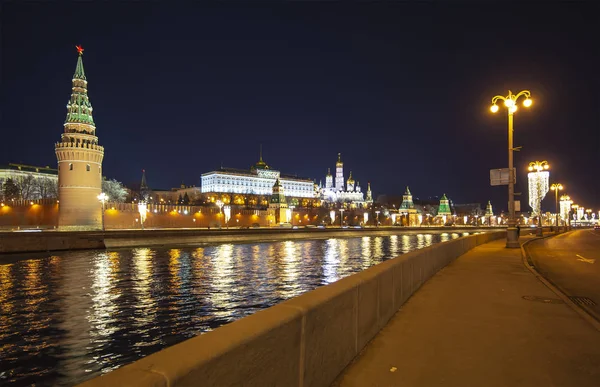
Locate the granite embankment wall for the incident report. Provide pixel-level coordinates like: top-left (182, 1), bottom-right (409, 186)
top-left (0, 227), bottom-right (496, 254)
top-left (78, 231), bottom-right (505, 387)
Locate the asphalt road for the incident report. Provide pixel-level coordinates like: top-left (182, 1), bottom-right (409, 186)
top-left (527, 228), bottom-right (600, 320)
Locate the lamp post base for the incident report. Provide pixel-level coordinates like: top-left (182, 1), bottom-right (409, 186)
top-left (506, 227), bottom-right (520, 248)
top-left (536, 227), bottom-right (543, 237)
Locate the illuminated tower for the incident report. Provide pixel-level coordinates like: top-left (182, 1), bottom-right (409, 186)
top-left (438, 194), bottom-right (452, 216)
top-left (325, 168), bottom-right (333, 189)
top-left (399, 187), bottom-right (414, 210)
top-left (346, 171), bottom-right (355, 192)
top-left (269, 178), bottom-right (288, 224)
top-left (485, 200), bottom-right (494, 217)
top-left (55, 46), bottom-right (104, 230)
top-left (366, 182), bottom-right (373, 203)
top-left (335, 153), bottom-right (344, 191)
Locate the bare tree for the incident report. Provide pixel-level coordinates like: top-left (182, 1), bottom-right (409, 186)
top-left (34, 178), bottom-right (58, 199)
top-left (102, 179), bottom-right (128, 203)
top-left (13, 175), bottom-right (36, 200)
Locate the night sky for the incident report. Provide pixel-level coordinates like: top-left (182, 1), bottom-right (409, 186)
top-left (1, 3), bottom-right (598, 211)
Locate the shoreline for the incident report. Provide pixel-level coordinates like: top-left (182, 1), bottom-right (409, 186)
top-left (0, 226), bottom-right (499, 255)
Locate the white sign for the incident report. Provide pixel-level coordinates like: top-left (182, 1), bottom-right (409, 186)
top-left (509, 201), bottom-right (521, 212)
top-left (490, 168), bottom-right (515, 186)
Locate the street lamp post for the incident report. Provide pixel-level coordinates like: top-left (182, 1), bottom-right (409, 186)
top-left (290, 205), bottom-right (295, 226)
top-left (340, 208), bottom-right (345, 228)
top-left (490, 90), bottom-right (532, 248)
top-left (550, 183), bottom-right (563, 232)
top-left (97, 192), bottom-right (108, 231)
top-left (375, 210), bottom-right (380, 227)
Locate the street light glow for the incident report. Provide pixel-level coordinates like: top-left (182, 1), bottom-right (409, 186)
top-left (523, 98), bottom-right (532, 107)
top-left (490, 104), bottom-right (499, 113)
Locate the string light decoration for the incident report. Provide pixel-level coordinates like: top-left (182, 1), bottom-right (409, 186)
top-left (559, 195), bottom-right (572, 223)
top-left (527, 161), bottom-right (549, 217)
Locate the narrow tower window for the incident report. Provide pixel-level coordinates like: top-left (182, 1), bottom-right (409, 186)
top-left (86, 164), bottom-right (91, 172)
top-left (69, 163), bottom-right (73, 171)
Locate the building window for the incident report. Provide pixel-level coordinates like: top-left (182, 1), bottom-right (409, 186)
top-left (86, 164), bottom-right (91, 172)
top-left (69, 163), bottom-right (73, 171)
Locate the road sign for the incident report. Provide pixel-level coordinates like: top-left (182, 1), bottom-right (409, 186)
top-left (490, 168), bottom-right (515, 186)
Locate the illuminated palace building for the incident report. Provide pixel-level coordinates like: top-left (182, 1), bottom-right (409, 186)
top-left (201, 152), bottom-right (314, 199)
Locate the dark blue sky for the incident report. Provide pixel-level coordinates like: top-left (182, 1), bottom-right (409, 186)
top-left (1, 2), bottom-right (598, 211)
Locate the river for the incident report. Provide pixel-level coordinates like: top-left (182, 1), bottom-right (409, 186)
top-left (0, 231), bottom-right (471, 386)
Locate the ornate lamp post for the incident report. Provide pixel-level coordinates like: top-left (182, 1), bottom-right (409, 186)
top-left (550, 183), bottom-right (563, 232)
top-left (97, 192), bottom-right (108, 231)
top-left (375, 210), bottom-right (380, 227)
top-left (490, 90), bottom-right (532, 247)
top-left (528, 160), bottom-right (549, 236)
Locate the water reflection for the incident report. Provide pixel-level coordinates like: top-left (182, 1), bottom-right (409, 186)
top-left (0, 231), bottom-right (470, 386)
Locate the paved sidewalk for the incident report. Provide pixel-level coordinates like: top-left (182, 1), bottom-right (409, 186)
top-left (333, 237), bottom-right (600, 387)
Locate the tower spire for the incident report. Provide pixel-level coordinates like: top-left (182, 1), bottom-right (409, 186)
top-left (259, 144), bottom-right (263, 162)
top-left (65, 46), bottom-right (94, 127)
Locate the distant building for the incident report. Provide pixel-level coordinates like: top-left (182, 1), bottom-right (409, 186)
top-left (201, 151), bottom-right (314, 198)
top-left (317, 153), bottom-right (372, 207)
top-left (0, 163), bottom-right (58, 200)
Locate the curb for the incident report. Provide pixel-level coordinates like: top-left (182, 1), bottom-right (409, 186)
top-left (520, 231), bottom-right (600, 332)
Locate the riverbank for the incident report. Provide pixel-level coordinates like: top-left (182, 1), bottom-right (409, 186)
top-left (0, 226), bottom-right (498, 254)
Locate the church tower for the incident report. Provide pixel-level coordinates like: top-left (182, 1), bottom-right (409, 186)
top-left (325, 168), bottom-right (333, 189)
top-left (346, 171), bottom-right (355, 192)
top-left (485, 200), bottom-right (494, 217)
top-left (55, 46), bottom-right (104, 230)
top-left (335, 153), bottom-right (344, 191)
top-left (366, 182), bottom-right (373, 203)
top-left (438, 193), bottom-right (452, 216)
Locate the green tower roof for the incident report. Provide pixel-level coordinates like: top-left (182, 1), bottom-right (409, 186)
top-left (65, 47), bottom-right (95, 127)
top-left (74, 54), bottom-right (87, 80)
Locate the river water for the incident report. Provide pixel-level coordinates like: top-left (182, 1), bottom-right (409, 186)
top-left (0, 231), bottom-right (470, 386)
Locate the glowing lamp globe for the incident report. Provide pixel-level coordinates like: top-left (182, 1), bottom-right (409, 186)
top-left (544, 164), bottom-right (549, 170)
top-left (490, 104), bottom-right (499, 113)
top-left (504, 99), bottom-right (514, 107)
top-left (523, 98), bottom-right (532, 107)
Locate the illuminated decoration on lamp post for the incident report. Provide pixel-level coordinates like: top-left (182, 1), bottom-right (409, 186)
top-left (550, 183), bottom-right (563, 230)
top-left (224, 205), bottom-right (231, 228)
top-left (289, 205), bottom-right (295, 226)
top-left (340, 208), bottom-right (345, 227)
top-left (490, 90), bottom-right (533, 248)
top-left (527, 160), bottom-right (549, 236)
top-left (330, 210), bottom-right (336, 225)
top-left (138, 201), bottom-right (147, 230)
top-left (363, 212), bottom-right (369, 225)
top-left (375, 210), bottom-right (380, 227)
top-left (391, 213), bottom-right (397, 225)
top-left (559, 195), bottom-right (572, 229)
top-left (97, 192), bottom-right (108, 231)
top-left (216, 200), bottom-right (224, 228)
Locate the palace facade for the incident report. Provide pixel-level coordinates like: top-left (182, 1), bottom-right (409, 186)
top-left (201, 153), bottom-right (314, 198)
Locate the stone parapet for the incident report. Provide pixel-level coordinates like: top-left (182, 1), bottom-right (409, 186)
top-left (76, 231), bottom-right (506, 387)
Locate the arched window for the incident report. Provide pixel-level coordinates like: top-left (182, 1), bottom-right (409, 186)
top-left (69, 163), bottom-right (73, 171)
top-left (86, 164), bottom-right (91, 172)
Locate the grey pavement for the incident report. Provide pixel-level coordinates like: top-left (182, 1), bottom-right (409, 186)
top-left (333, 235), bottom-right (600, 387)
top-left (527, 229), bottom-right (600, 321)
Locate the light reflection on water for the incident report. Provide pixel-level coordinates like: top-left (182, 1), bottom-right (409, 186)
top-left (0, 232), bottom-right (466, 386)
